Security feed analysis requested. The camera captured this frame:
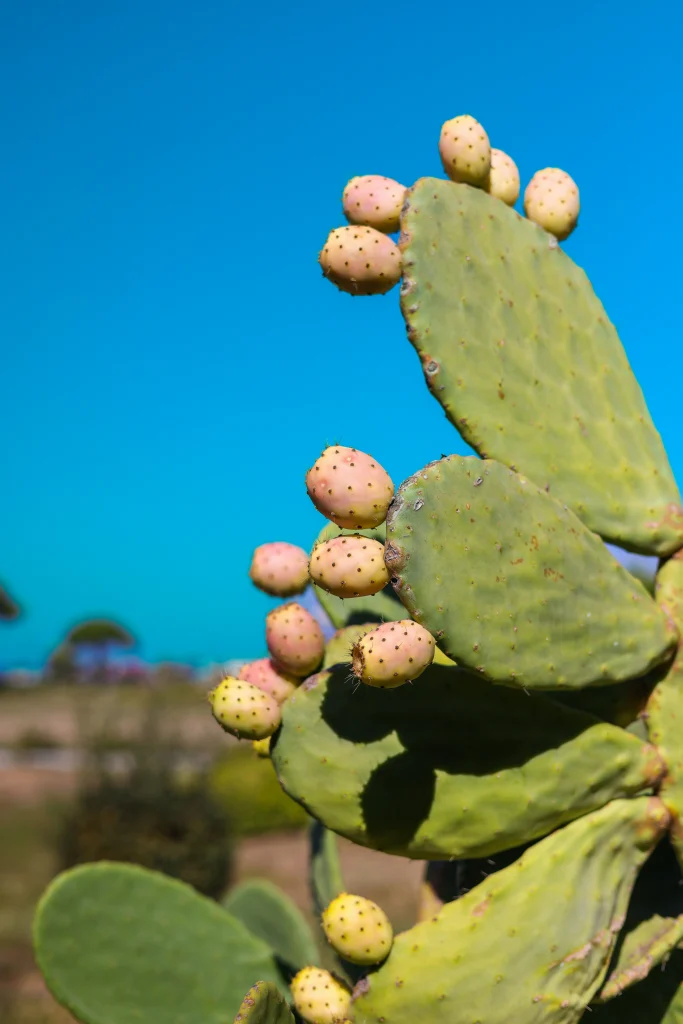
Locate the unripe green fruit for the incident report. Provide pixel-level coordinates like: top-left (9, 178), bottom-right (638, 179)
top-left (290, 966), bottom-right (351, 1024)
top-left (209, 676), bottom-right (281, 740)
top-left (322, 892), bottom-right (394, 965)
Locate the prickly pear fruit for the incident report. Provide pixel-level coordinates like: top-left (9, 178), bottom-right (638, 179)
top-left (249, 542), bottom-right (309, 598)
top-left (319, 226), bottom-right (401, 296)
top-left (266, 602), bottom-right (325, 678)
top-left (252, 736), bottom-right (271, 757)
top-left (239, 657), bottom-right (298, 703)
top-left (487, 148), bottom-right (520, 206)
top-left (351, 619), bottom-right (435, 688)
top-left (322, 892), bottom-right (394, 965)
top-left (306, 446), bottom-right (394, 529)
top-left (290, 967), bottom-right (351, 1024)
top-left (438, 114), bottom-right (491, 187)
top-left (209, 676), bottom-right (281, 740)
top-left (310, 535), bottom-right (389, 598)
top-left (342, 174), bottom-right (406, 234)
top-left (524, 167), bottom-right (580, 240)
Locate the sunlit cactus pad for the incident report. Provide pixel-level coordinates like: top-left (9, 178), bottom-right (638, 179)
top-left (399, 178), bottom-right (683, 555)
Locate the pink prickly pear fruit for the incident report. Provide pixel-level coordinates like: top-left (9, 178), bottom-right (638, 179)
top-left (209, 676), bottom-right (281, 740)
top-left (249, 542), bottom-right (309, 598)
top-left (290, 967), bottom-right (351, 1024)
top-left (524, 167), bottom-right (580, 241)
top-left (351, 619), bottom-right (435, 688)
top-left (238, 657), bottom-right (299, 703)
top-left (487, 148), bottom-right (520, 206)
top-left (305, 446), bottom-right (394, 529)
top-left (439, 114), bottom-right (491, 187)
top-left (319, 225), bottom-right (402, 296)
top-left (266, 602), bottom-right (325, 678)
top-left (322, 892), bottom-right (394, 965)
top-left (342, 174), bottom-right (407, 234)
top-left (309, 535), bottom-right (389, 598)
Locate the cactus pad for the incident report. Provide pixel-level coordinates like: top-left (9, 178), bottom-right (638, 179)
top-left (271, 664), bottom-right (664, 859)
top-left (234, 982), bottom-right (296, 1024)
top-left (224, 879), bottom-right (319, 976)
top-left (398, 178), bottom-right (683, 555)
top-left (353, 797), bottom-right (669, 1024)
top-left (34, 862), bottom-right (286, 1024)
top-left (385, 456), bottom-right (676, 688)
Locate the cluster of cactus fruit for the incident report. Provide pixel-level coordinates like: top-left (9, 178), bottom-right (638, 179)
top-left (32, 111), bottom-right (683, 1024)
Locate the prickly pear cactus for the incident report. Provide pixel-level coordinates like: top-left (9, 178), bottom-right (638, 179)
top-left (33, 113), bottom-right (683, 1024)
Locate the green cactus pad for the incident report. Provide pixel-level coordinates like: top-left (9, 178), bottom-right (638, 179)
top-left (312, 523), bottom-right (403, 628)
top-left (587, 952), bottom-right (683, 1023)
top-left (399, 177), bottom-right (683, 556)
top-left (323, 623), bottom-right (375, 669)
top-left (646, 552), bottom-right (683, 877)
top-left (34, 862), bottom-right (286, 1024)
top-left (353, 797), bottom-right (668, 1024)
top-left (385, 456), bottom-right (676, 689)
top-left (309, 822), bottom-right (345, 919)
top-left (271, 664), bottom-right (663, 859)
top-left (234, 982), bottom-right (296, 1024)
top-left (224, 879), bottom-right (318, 976)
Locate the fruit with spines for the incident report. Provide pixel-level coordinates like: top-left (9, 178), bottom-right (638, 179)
top-left (266, 603), bottom-right (325, 678)
top-left (342, 174), bottom-right (406, 234)
top-left (319, 226), bottom-right (401, 296)
top-left (309, 535), bottom-right (389, 598)
top-left (487, 148), bottom-right (519, 205)
top-left (209, 676), bottom-right (281, 740)
top-left (524, 166), bottom-right (580, 240)
top-left (351, 619), bottom-right (435, 687)
top-left (321, 892), bottom-right (393, 965)
top-left (438, 114), bottom-right (491, 187)
top-left (249, 542), bottom-right (309, 598)
top-left (306, 446), bottom-right (394, 529)
top-left (290, 967), bottom-right (351, 1024)
top-left (239, 658), bottom-right (299, 703)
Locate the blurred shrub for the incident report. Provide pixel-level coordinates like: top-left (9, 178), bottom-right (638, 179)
top-left (11, 727), bottom-right (63, 755)
top-left (210, 745), bottom-right (309, 836)
top-left (57, 689), bottom-right (233, 899)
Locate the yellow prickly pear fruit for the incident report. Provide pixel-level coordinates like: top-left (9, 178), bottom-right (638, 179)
top-left (439, 114), bottom-right (491, 187)
top-left (208, 676), bottom-right (281, 741)
top-left (487, 148), bottom-right (520, 206)
top-left (322, 892), bottom-right (394, 966)
top-left (524, 167), bottom-right (580, 240)
top-left (290, 966), bottom-right (351, 1024)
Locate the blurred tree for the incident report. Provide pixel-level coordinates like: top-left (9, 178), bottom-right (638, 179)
top-left (0, 581), bottom-right (20, 620)
top-left (67, 618), bottom-right (136, 684)
top-left (46, 642), bottom-right (79, 683)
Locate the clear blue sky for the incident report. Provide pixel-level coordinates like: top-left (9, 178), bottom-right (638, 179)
top-left (3, 0), bottom-right (681, 669)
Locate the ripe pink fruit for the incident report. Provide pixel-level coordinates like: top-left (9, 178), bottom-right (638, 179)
top-left (487, 148), bottom-right (520, 206)
top-left (238, 657), bottom-right (298, 703)
top-left (266, 602), bottom-right (325, 678)
top-left (305, 446), bottom-right (394, 529)
top-left (309, 535), bottom-right (389, 598)
top-left (351, 619), bottom-right (436, 688)
top-left (249, 542), bottom-right (309, 597)
top-left (209, 676), bottom-right (281, 740)
top-left (439, 114), bottom-right (491, 187)
top-left (524, 167), bottom-right (580, 240)
top-left (319, 225), bottom-right (402, 296)
top-left (342, 175), bottom-right (406, 234)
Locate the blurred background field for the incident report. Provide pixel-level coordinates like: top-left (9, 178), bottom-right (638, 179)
top-left (0, 674), bottom-right (423, 1023)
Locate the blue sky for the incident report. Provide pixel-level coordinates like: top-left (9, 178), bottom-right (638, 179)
top-left (3, 0), bottom-right (681, 668)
